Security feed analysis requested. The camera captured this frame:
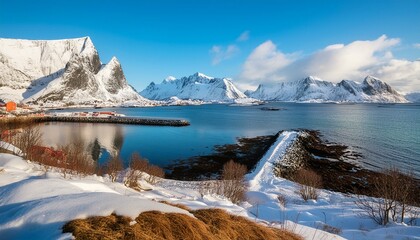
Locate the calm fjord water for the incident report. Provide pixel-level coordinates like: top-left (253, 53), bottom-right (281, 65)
top-left (44, 103), bottom-right (420, 176)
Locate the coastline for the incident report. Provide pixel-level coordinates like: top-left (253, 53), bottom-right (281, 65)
top-left (168, 128), bottom-right (420, 203)
top-left (0, 115), bottom-right (190, 127)
top-left (276, 130), bottom-right (420, 201)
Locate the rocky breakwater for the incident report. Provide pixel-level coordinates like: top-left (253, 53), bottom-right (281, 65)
top-left (0, 115), bottom-right (190, 127)
top-left (44, 116), bottom-right (190, 126)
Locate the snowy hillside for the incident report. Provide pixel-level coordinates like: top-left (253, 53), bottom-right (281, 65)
top-left (140, 72), bottom-right (249, 102)
top-left (405, 92), bottom-right (420, 102)
top-left (0, 37), bottom-right (151, 106)
top-left (247, 76), bottom-right (408, 103)
top-left (1, 132), bottom-right (419, 239)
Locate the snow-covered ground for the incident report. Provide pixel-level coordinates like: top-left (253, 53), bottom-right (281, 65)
top-left (0, 131), bottom-right (419, 239)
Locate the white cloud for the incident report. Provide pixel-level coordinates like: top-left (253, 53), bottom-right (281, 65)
top-left (241, 40), bottom-right (294, 83)
top-left (413, 43), bottom-right (420, 49)
top-left (209, 31), bottom-right (250, 65)
top-left (237, 31), bottom-right (250, 42)
top-left (210, 44), bottom-right (239, 65)
top-left (239, 35), bottom-right (420, 91)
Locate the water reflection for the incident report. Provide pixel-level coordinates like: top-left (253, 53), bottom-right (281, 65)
top-left (39, 103), bottom-right (420, 177)
top-left (40, 122), bottom-right (124, 161)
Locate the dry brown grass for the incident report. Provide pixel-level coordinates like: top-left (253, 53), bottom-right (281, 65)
top-left (191, 208), bottom-right (300, 240)
top-left (63, 209), bottom-right (302, 240)
top-left (158, 201), bottom-right (191, 211)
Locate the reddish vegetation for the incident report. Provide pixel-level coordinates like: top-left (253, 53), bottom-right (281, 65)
top-left (29, 145), bottom-right (66, 162)
top-left (1, 129), bottom-right (20, 142)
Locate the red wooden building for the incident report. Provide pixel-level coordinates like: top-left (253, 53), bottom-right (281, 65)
top-left (6, 101), bottom-right (17, 112)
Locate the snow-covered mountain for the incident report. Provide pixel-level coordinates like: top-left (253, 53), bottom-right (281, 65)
top-left (140, 72), bottom-right (248, 102)
top-left (246, 76), bottom-right (407, 103)
top-left (405, 92), bottom-right (420, 102)
top-left (0, 37), bottom-right (150, 105)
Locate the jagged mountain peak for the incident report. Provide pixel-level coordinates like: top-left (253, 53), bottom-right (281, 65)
top-left (296, 76), bottom-right (332, 86)
top-left (303, 75), bottom-right (323, 82)
top-left (141, 72), bottom-right (247, 102)
top-left (192, 72), bottom-right (212, 79)
top-left (363, 75), bottom-right (380, 81)
top-left (109, 56), bottom-right (119, 63)
top-left (0, 37), bottom-right (150, 105)
top-left (163, 76), bottom-right (177, 83)
top-left (247, 76), bottom-right (407, 103)
top-left (361, 75), bottom-right (397, 95)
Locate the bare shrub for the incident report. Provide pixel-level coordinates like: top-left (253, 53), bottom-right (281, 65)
top-left (391, 169), bottom-right (417, 223)
top-left (198, 181), bottom-right (218, 197)
top-left (277, 194), bottom-right (287, 208)
top-left (29, 146), bottom-right (61, 173)
top-left (0, 125), bottom-right (8, 151)
top-left (217, 160), bottom-right (247, 204)
top-left (294, 169), bottom-right (322, 201)
top-left (104, 156), bottom-right (124, 182)
top-left (124, 153), bottom-right (149, 190)
top-left (130, 153), bottom-right (149, 172)
top-left (321, 224), bottom-right (342, 235)
top-left (58, 139), bottom-right (97, 177)
top-left (408, 208), bottom-right (420, 226)
top-left (11, 125), bottom-right (42, 158)
top-left (121, 152), bottom-right (165, 186)
top-left (146, 165), bottom-right (165, 184)
top-left (356, 167), bottom-right (417, 225)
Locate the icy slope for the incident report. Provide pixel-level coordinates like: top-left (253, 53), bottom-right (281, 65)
top-left (140, 72), bottom-right (248, 102)
top-left (247, 76), bottom-right (407, 103)
top-left (0, 37), bottom-right (150, 105)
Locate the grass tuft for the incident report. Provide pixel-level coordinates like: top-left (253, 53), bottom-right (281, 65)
top-left (63, 209), bottom-right (302, 240)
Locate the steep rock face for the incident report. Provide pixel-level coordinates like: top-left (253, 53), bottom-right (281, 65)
top-left (247, 76), bottom-right (407, 103)
top-left (97, 57), bottom-right (126, 94)
top-left (361, 76), bottom-right (399, 96)
top-left (63, 53), bottom-right (99, 91)
top-left (0, 37), bottom-right (149, 105)
top-left (0, 37), bottom-right (92, 89)
top-left (140, 72), bottom-right (247, 102)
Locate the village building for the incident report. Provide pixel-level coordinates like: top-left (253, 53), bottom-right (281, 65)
top-left (5, 101), bottom-right (17, 112)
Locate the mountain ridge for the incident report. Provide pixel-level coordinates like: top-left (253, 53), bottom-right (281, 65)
top-left (140, 72), bottom-right (248, 102)
top-left (246, 75), bottom-right (407, 103)
top-left (0, 37), bottom-right (411, 105)
top-left (0, 37), bottom-right (150, 106)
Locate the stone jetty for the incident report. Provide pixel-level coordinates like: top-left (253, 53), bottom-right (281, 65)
top-left (1, 116), bottom-right (190, 127)
top-left (45, 116), bottom-right (190, 126)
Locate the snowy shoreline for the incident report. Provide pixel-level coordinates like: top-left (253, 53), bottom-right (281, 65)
top-left (0, 131), bottom-right (419, 239)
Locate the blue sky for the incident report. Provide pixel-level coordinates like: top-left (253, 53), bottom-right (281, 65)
top-left (1, 0), bottom-right (419, 91)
